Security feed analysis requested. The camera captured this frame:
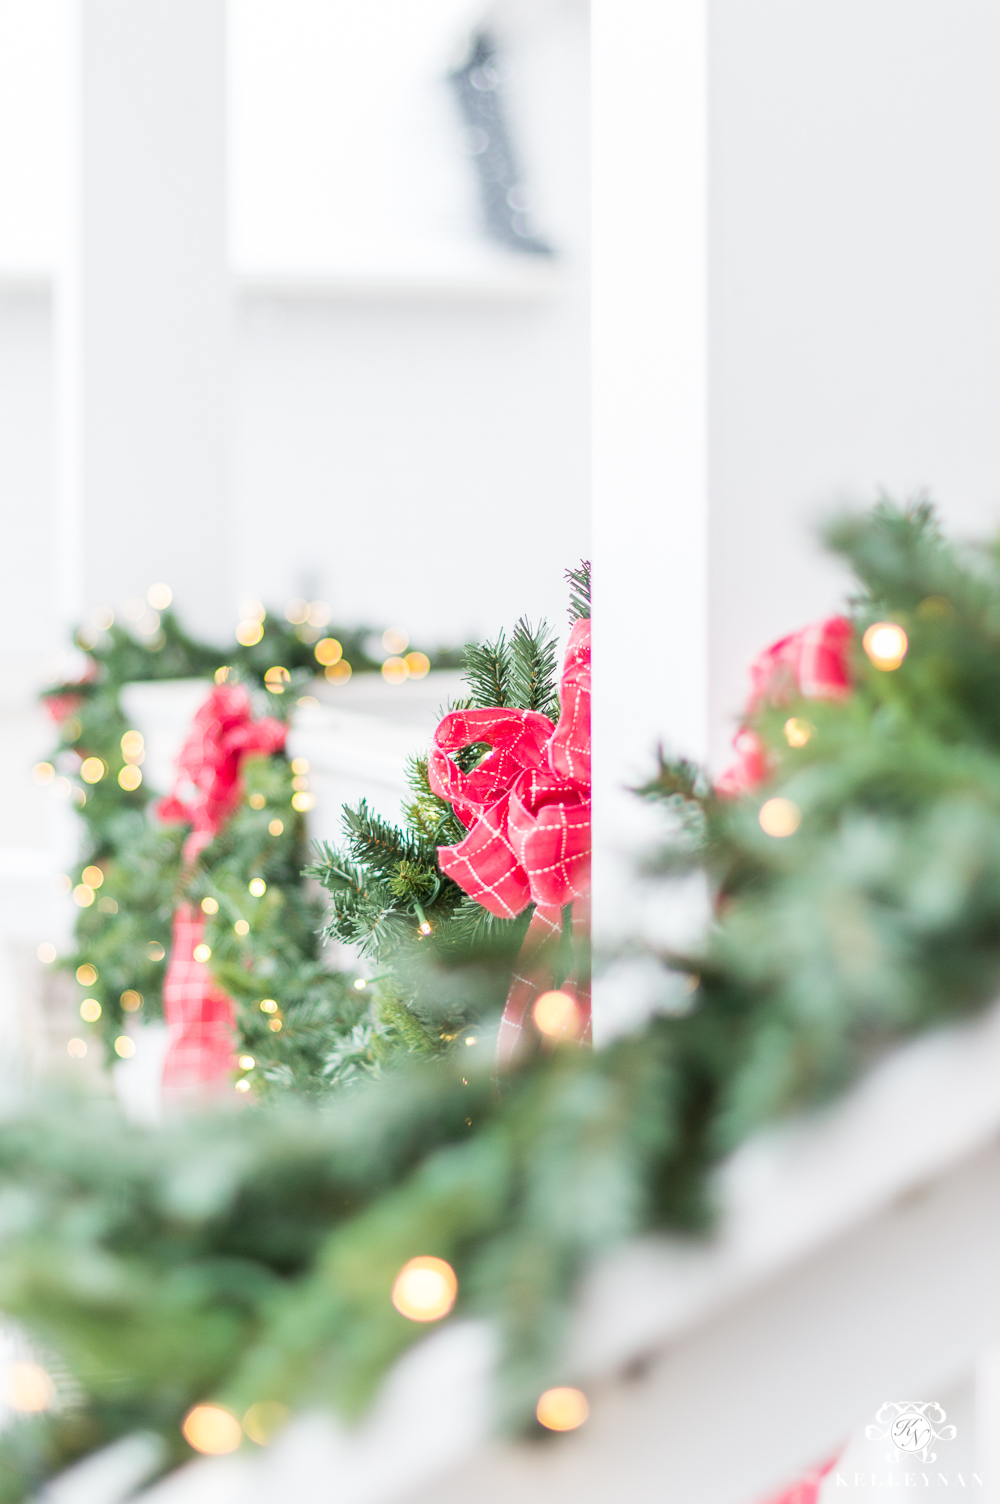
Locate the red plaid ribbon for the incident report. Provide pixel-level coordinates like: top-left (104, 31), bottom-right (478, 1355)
top-left (758, 1453), bottom-right (840, 1504)
top-left (158, 684), bottom-right (286, 1096)
top-left (430, 620), bottom-right (591, 1056)
top-left (717, 616), bottom-right (852, 796)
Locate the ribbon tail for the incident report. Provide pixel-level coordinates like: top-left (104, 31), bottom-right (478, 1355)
top-left (496, 896), bottom-right (591, 1065)
top-left (161, 903), bottom-right (236, 1100)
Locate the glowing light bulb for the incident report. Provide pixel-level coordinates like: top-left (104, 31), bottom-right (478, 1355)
top-left (73, 884), bottom-right (96, 908)
top-left (238, 1055), bottom-right (255, 1070)
top-left (146, 941), bottom-right (165, 961)
top-left (325, 660), bottom-right (352, 684)
top-left (862, 621), bottom-right (908, 671)
top-left (758, 797), bottom-right (802, 837)
top-left (118, 765), bottom-right (143, 791)
top-left (249, 793), bottom-right (265, 809)
top-left (201, 896), bottom-right (219, 915)
top-left (391, 1256), bottom-right (457, 1322)
top-left (37, 943), bottom-right (56, 964)
top-left (235, 1078), bottom-right (251, 1093)
top-left (120, 730), bottom-right (144, 760)
top-left (314, 638), bottom-right (342, 666)
top-left (291, 791), bottom-right (315, 812)
top-left (182, 1404), bottom-right (242, 1456)
top-left (264, 666), bottom-right (289, 694)
top-left (193, 943), bottom-right (212, 963)
top-left (147, 583), bottom-right (172, 610)
top-left (381, 656), bottom-right (409, 685)
top-left (6, 1362), bottom-right (56, 1413)
top-left (536, 1387), bottom-right (589, 1432)
top-left (121, 991), bottom-right (143, 1012)
top-left (242, 1401), bottom-right (288, 1446)
top-left (32, 762), bottom-right (55, 786)
top-left (404, 652), bottom-right (431, 680)
top-left (76, 963), bottom-right (97, 985)
top-left (268, 819), bottom-right (284, 836)
top-left (80, 999), bottom-right (102, 1022)
top-left (234, 920), bottom-right (250, 936)
top-left (353, 977), bottom-right (367, 990)
top-left (783, 717), bottom-right (813, 748)
top-left (418, 920), bottom-right (432, 936)
top-left (81, 865), bottom-right (104, 889)
top-left (67, 1038), bottom-right (87, 1058)
top-left (80, 757), bottom-right (105, 784)
top-left (382, 627), bottom-right (409, 655)
top-left (248, 878), bottom-right (266, 897)
top-left (260, 999), bottom-right (278, 1013)
top-left (114, 1036), bottom-right (135, 1058)
top-left (291, 757), bottom-right (310, 775)
top-left (533, 990), bottom-right (580, 1038)
top-left (268, 1017), bottom-right (282, 1032)
top-left (236, 621), bottom-right (263, 647)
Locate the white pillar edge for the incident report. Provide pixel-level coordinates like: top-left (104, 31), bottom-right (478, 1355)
top-left (590, 0), bottom-right (709, 988)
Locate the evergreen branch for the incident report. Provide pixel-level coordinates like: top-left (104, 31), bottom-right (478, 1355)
top-left (508, 617), bottom-right (559, 717)
top-left (462, 631), bottom-right (512, 708)
top-left (565, 560), bottom-right (591, 622)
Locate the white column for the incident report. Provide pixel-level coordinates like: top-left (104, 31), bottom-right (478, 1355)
top-left (56, 0), bottom-right (231, 643)
top-left (591, 1), bottom-right (709, 986)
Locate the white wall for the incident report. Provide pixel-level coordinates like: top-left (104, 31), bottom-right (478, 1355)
top-left (709, 0), bottom-right (1000, 762)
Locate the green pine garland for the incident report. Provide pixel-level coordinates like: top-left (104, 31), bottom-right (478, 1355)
top-left (8, 514), bottom-right (1000, 1499)
top-left (42, 609), bottom-right (460, 1090)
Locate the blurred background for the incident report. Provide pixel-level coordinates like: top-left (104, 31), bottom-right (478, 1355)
top-left (0, 0), bottom-right (589, 1076)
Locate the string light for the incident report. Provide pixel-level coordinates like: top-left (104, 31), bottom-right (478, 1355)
top-left (121, 991), bottom-right (143, 1012)
top-left (783, 717), bottom-right (814, 748)
top-left (118, 765), bottom-right (142, 791)
top-left (235, 1079), bottom-right (251, 1093)
top-left (404, 652), bottom-right (431, 680)
top-left (73, 884), bottom-right (95, 908)
top-left (239, 599), bottom-right (266, 623)
top-left (292, 791), bottom-right (315, 812)
top-left (81, 865), bottom-right (104, 889)
top-left (382, 656), bottom-right (408, 685)
top-left (236, 621), bottom-right (263, 647)
top-left (234, 920), bottom-right (250, 936)
top-left (6, 1362), bottom-right (56, 1413)
top-left (80, 757), bottom-right (105, 784)
top-left (248, 879), bottom-right (266, 897)
top-left (536, 1387), bottom-right (589, 1432)
top-left (297, 695), bottom-right (318, 709)
top-left (533, 990), bottom-right (580, 1039)
top-left (146, 941), bottom-right (165, 961)
top-left (249, 793), bottom-right (266, 809)
top-left (418, 920), bottom-right (432, 936)
top-left (76, 963), bottom-right (97, 985)
top-left (325, 661), bottom-right (352, 684)
top-left (353, 978), bottom-right (367, 990)
top-left (214, 665), bottom-right (231, 684)
top-left (92, 607), bottom-right (114, 631)
top-left (32, 762), bottom-right (54, 786)
top-left (114, 1036), bottom-right (135, 1059)
top-left (285, 599), bottom-right (309, 625)
top-left (862, 621), bottom-right (908, 670)
top-left (98, 896), bottom-right (118, 914)
top-left (193, 943), bottom-right (212, 963)
top-left (80, 999), bottom-right (101, 1022)
top-left (242, 1401), bottom-right (289, 1446)
top-left (67, 1038), bottom-right (86, 1058)
top-left (260, 999), bottom-right (278, 1013)
top-left (201, 896), bottom-right (219, 915)
top-left (307, 601), bottom-right (331, 628)
top-left (181, 1405), bottom-right (242, 1456)
top-left (291, 758), bottom-right (310, 775)
top-left (391, 1256), bottom-right (457, 1322)
top-left (264, 666), bottom-right (290, 694)
top-left (268, 1018), bottom-right (282, 1032)
top-left (120, 730), bottom-right (144, 762)
top-left (268, 819), bottom-right (284, 836)
top-left (123, 596), bottom-right (145, 621)
top-left (382, 628), bottom-right (409, 655)
top-left (758, 797), bottom-right (802, 837)
top-left (147, 583), bottom-right (172, 610)
top-left (465, 1035), bottom-right (477, 1046)
top-left (52, 777), bottom-right (72, 801)
top-left (238, 1055), bottom-right (255, 1070)
top-left (314, 638), bottom-right (342, 667)
top-left (37, 943), bottom-right (55, 964)
top-left (292, 775), bottom-right (309, 792)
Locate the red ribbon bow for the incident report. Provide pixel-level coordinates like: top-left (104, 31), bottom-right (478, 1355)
top-left (717, 616), bottom-right (852, 796)
top-left (430, 619), bottom-right (591, 1057)
top-left (158, 684), bottom-right (286, 1096)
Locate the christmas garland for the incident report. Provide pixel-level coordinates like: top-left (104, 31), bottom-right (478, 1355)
top-left (5, 507), bottom-right (1000, 1500)
top-left (38, 608), bottom-right (461, 1092)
